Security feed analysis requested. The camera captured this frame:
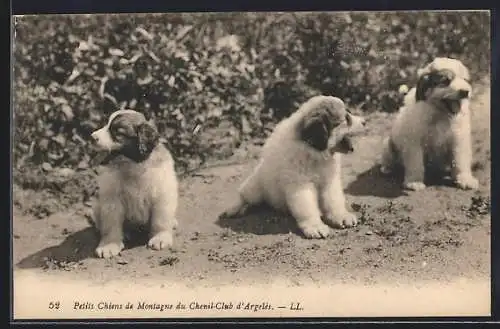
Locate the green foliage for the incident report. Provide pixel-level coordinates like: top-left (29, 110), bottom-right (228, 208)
top-left (13, 11), bottom-right (490, 174)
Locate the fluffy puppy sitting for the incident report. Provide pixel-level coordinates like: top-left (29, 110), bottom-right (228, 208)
top-left (220, 96), bottom-right (366, 239)
top-left (380, 57), bottom-right (478, 191)
top-left (90, 109), bottom-right (178, 258)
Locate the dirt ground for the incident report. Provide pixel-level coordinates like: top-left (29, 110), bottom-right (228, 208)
top-left (12, 80), bottom-right (491, 295)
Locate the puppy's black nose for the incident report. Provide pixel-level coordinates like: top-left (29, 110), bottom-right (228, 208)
top-left (458, 89), bottom-right (469, 98)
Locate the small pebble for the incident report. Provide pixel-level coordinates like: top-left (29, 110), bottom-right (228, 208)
top-left (57, 168), bottom-right (75, 177)
top-left (77, 161), bottom-right (89, 170)
top-left (42, 162), bottom-right (53, 171)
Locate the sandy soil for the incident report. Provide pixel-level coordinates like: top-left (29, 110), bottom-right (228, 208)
top-left (12, 80), bottom-right (491, 318)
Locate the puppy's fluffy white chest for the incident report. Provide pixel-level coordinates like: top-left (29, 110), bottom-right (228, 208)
top-left (393, 102), bottom-right (463, 149)
top-left (389, 100), bottom-right (471, 173)
top-left (253, 124), bottom-right (341, 210)
top-left (97, 146), bottom-right (176, 224)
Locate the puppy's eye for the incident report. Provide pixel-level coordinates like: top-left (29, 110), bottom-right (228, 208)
top-left (111, 126), bottom-right (128, 138)
top-left (115, 127), bottom-right (127, 135)
top-left (440, 76), bottom-right (451, 84)
top-left (437, 70), bottom-right (455, 85)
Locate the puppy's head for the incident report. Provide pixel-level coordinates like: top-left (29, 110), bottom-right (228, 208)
top-left (91, 109), bottom-right (159, 162)
top-left (298, 96), bottom-right (366, 154)
top-left (415, 57), bottom-right (472, 114)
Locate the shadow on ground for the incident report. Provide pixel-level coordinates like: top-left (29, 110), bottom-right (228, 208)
top-left (216, 205), bottom-right (301, 236)
top-left (16, 227), bottom-right (99, 269)
top-left (16, 223), bottom-right (152, 269)
top-left (345, 165), bottom-right (405, 198)
top-left (346, 164), bottom-right (458, 198)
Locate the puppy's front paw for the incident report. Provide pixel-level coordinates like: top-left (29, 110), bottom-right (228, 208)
top-left (325, 211), bottom-right (358, 229)
top-left (455, 173), bottom-right (479, 190)
top-left (95, 242), bottom-right (124, 259)
top-left (148, 231), bottom-right (173, 250)
top-left (404, 181), bottom-right (426, 191)
top-left (299, 220), bottom-right (332, 239)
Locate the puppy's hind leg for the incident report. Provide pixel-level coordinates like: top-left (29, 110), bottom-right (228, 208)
top-left (87, 202), bottom-right (100, 228)
top-left (286, 185), bottom-right (332, 239)
top-left (450, 120), bottom-right (479, 190)
top-left (94, 200), bottom-right (126, 258)
top-left (219, 167), bottom-right (263, 219)
top-left (401, 144), bottom-right (426, 191)
top-left (379, 137), bottom-right (396, 174)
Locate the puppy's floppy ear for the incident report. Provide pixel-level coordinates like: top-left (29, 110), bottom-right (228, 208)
top-left (415, 73), bottom-right (432, 101)
top-left (137, 122), bottom-right (159, 157)
top-left (300, 112), bottom-right (331, 151)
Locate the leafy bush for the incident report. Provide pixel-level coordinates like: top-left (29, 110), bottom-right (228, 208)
top-left (13, 11), bottom-right (490, 176)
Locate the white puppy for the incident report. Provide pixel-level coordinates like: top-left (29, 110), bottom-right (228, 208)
top-left (220, 96), bottom-right (366, 239)
top-left (380, 57), bottom-right (478, 191)
top-left (90, 109), bottom-right (178, 258)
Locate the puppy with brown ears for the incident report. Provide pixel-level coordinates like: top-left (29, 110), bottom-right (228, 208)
top-left (380, 57), bottom-right (478, 191)
top-left (220, 95), bottom-right (366, 239)
top-left (90, 109), bottom-right (178, 258)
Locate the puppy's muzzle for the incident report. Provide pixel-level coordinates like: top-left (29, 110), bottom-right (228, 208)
top-left (347, 114), bottom-right (367, 131)
top-left (449, 78), bottom-right (471, 100)
top-left (90, 131), bottom-right (104, 149)
top-left (90, 131), bottom-right (100, 143)
top-left (335, 114), bottom-right (366, 154)
top-left (89, 129), bottom-right (116, 166)
top-left (90, 129), bottom-right (112, 149)
top-left (339, 135), bottom-right (354, 153)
